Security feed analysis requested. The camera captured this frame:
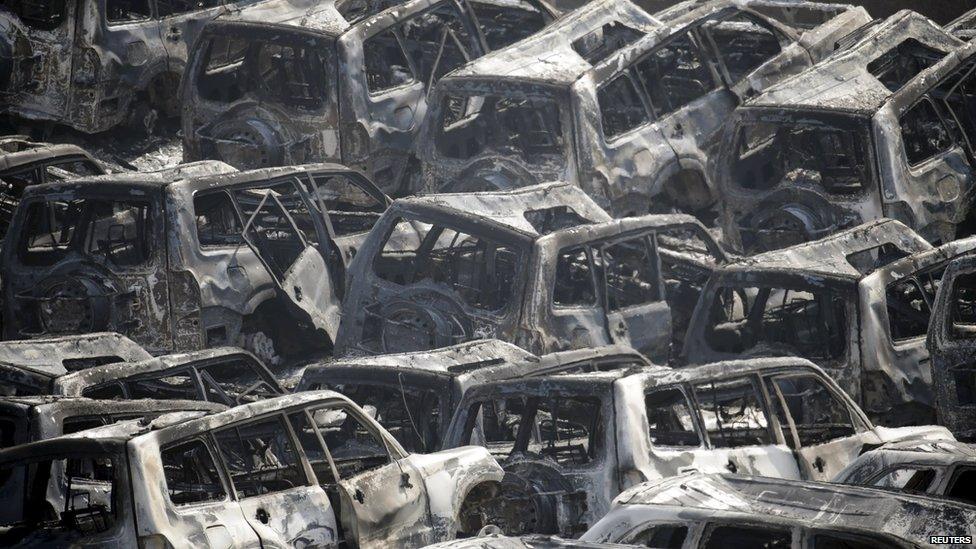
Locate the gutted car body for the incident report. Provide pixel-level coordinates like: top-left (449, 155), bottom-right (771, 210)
top-left (0, 159), bottom-right (390, 359)
top-left (180, 0), bottom-right (555, 194)
top-left (682, 219), bottom-right (976, 426)
top-left (0, 391), bottom-right (504, 548)
top-left (581, 473), bottom-right (976, 547)
top-left (419, 0), bottom-right (870, 217)
top-left (927, 252), bottom-right (976, 440)
top-left (0, 396), bottom-right (224, 526)
top-left (0, 0), bottom-right (318, 133)
top-left (716, 11), bottom-right (976, 253)
top-left (833, 439), bottom-right (976, 506)
top-left (297, 339), bottom-right (650, 452)
top-left (439, 357), bottom-right (951, 536)
top-left (334, 183), bottom-right (729, 362)
top-left (0, 139), bottom-right (106, 237)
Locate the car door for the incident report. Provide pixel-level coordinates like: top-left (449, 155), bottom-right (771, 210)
top-left (762, 372), bottom-right (869, 481)
top-left (630, 28), bottom-right (735, 211)
top-left (3, 1), bottom-right (77, 116)
top-left (96, 0), bottom-right (165, 98)
top-left (155, 0), bottom-right (225, 70)
top-left (549, 245), bottom-right (614, 350)
top-left (690, 376), bottom-right (802, 479)
top-left (235, 178), bottom-right (342, 342)
top-left (309, 402), bottom-right (433, 547)
top-left (927, 254), bottom-right (976, 439)
top-left (213, 414), bottom-right (338, 548)
top-left (599, 233), bottom-right (671, 364)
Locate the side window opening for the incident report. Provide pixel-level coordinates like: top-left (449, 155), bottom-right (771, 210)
top-left (602, 235), bottom-right (662, 310)
top-left (705, 285), bottom-right (848, 360)
top-left (309, 404), bottom-right (392, 478)
top-left (867, 466), bottom-right (937, 494)
top-left (330, 383), bottom-right (442, 454)
top-left (810, 531), bottom-right (904, 549)
top-left (765, 374), bottom-right (855, 447)
top-left (198, 358), bottom-right (279, 405)
top-left (371, 218), bottom-right (521, 312)
top-left (363, 27), bottom-right (416, 94)
top-left (634, 31), bottom-right (717, 118)
top-left (214, 416), bottom-right (307, 497)
top-left (125, 371), bottom-right (199, 401)
top-left (935, 59), bottom-right (976, 155)
top-left (466, 397), bottom-right (523, 457)
top-left (235, 181), bottom-right (314, 281)
top-left (194, 191), bottom-right (243, 248)
top-left (288, 410), bottom-right (338, 485)
top-left (436, 93), bottom-right (565, 161)
top-left (624, 524), bottom-right (689, 548)
top-left (598, 75), bottom-right (649, 140)
top-left (845, 243), bottom-right (909, 276)
top-left (949, 271), bottom-right (976, 340)
top-left (398, 4), bottom-right (478, 87)
top-left (571, 21), bottom-right (645, 65)
top-left (901, 99), bottom-right (954, 166)
top-left (644, 388), bottom-right (701, 447)
top-left (701, 524), bottom-right (792, 549)
top-left (702, 12), bottom-right (783, 84)
top-left (310, 174), bottom-right (385, 236)
top-left (693, 377), bottom-right (772, 448)
top-left (886, 264), bottom-right (946, 341)
top-left (82, 383), bottom-right (126, 400)
top-left (105, 0), bottom-right (151, 24)
top-left (161, 439), bottom-right (227, 505)
top-left (553, 247), bottom-right (597, 307)
top-left (945, 467), bottom-right (976, 506)
top-left (1, 0), bottom-right (67, 30)
top-left (470, 2), bottom-right (546, 51)
top-left (156, 0), bottom-right (221, 18)
top-left (868, 38), bottom-right (945, 92)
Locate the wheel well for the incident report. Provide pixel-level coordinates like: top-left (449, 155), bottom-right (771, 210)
top-left (455, 481), bottom-right (502, 537)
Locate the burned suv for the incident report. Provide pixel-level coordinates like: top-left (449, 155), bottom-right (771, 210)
top-left (682, 219), bottom-right (976, 426)
top-left (180, 0), bottom-right (556, 194)
top-left (716, 11), bottom-right (976, 253)
top-left (0, 0), bottom-right (315, 133)
top-left (440, 357), bottom-right (951, 536)
top-left (419, 0), bottom-right (869, 217)
top-left (0, 160), bottom-right (390, 360)
top-left (333, 183), bottom-right (729, 362)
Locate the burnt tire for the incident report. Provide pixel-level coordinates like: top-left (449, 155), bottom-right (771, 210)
top-left (205, 117), bottom-right (284, 169)
top-left (447, 156), bottom-right (539, 192)
top-left (34, 274), bottom-right (112, 335)
top-left (379, 290), bottom-right (469, 353)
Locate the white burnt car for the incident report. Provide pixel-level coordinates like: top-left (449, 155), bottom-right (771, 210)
top-left (438, 357), bottom-right (952, 537)
top-left (0, 391), bottom-right (504, 548)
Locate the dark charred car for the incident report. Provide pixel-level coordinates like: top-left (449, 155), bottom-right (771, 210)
top-left (0, 0), bottom-right (319, 134)
top-left (333, 183), bottom-right (729, 363)
top-left (418, 0), bottom-right (869, 218)
top-left (0, 138), bottom-right (105, 238)
top-left (180, 0), bottom-right (556, 195)
top-left (0, 391), bottom-right (504, 547)
top-left (833, 439), bottom-right (976, 506)
top-left (439, 357), bottom-right (951, 537)
top-left (296, 339), bottom-right (650, 452)
top-left (716, 11), bottom-right (976, 253)
top-left (581, 473), bottom-right (975, 547)
top-left (0, 396), bottom-right (225, 526)
top-left (0, 159), bottom-right (391, 361)
top-left (681, 219), bottom-right (976, 426)
top-left (926, 251), bottom-right (976, 441)
top-left (947, 8), bottom-right (976, 42)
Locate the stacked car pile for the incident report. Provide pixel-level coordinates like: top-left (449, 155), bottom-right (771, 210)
top-left (1, 0), bottom-right (976, 547)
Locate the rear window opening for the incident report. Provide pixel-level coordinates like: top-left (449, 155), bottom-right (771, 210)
top-left (705, 285), bottom-right (848, 360)
top-left (732, 117), bottom-right (873, 195)
top-left (436, 93), bottom-right (565, 161)
top-left (196, 32), bottom-right (330, 110)
top-left (845, 243), bottom-right (909, 275)
top-left (524, 206), bottom-right (592, 235)
top-left (0, 454), bottom-right (121, 545)
top-left (867, 38), bottom-right (946, 92)
top-left (571, 21), bottom-right (645, 64)
top-left (327, 382), bottom-right (443, 453)
top-left (0, 0), bottom-right (66, 31)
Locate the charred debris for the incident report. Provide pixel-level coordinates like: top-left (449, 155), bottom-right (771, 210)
top-left (0, 0), bottom-right (976, 547)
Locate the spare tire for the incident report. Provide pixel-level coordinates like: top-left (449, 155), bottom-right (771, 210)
top-left (379, 288), bottom-right (471, 353)
top-left (478, 455), bottom-right (583, 536)
top-left (34, 274), bottom-right (113, 335)
top-left (446, 156), bottom-right (540, 192)
top-left (203, 117), bottom-right (284, 169)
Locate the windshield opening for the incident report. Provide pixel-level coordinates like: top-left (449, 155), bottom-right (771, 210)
top-left (436, 92), bottom-right (565, 161)
top-left (732, 116), bottom-right (873, 195)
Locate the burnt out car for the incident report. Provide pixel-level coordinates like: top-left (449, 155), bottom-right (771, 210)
top-left (926, 251), bottom-right (976, 440)
top-left (0, 0), bottom-right (319, 134)
top-left (0, 139), bottom-right (106, 237)
top-left (0, 396), bottom-right (225, 526)
top-left (333, 183), bottom-right (729, 362)
top-left (681, 219), bottom-right (976, 426)
top-left (947, 8), bottom-right (976, 42)
top-left (581, 473), bottom-right (976, 547)
top-left (180, 0), bottom-right (558, 194)
top-left (833, 439), bottom-right (976, 506)
top-left (418, 0), bottom-right (870, 218)
top-left (716, 11), bottom-right (976, 254)
top-left (0, 159), bottom-right (391, 361)
top-left (297, 339), bottom-right (651, 452)
top-left (438, 357), bottom-right (951, 536)
top-left (0, 391), bottom-right (505, 547)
